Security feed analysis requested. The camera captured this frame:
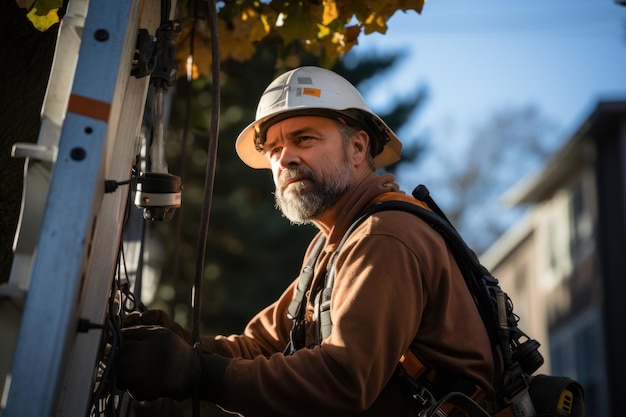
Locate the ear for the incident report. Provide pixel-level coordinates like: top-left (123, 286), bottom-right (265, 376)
top-left (350, 130), bottom-right (370, 166)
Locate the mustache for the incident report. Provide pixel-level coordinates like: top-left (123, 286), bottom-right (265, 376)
top-left (278, 167), bottom-right (316, 188)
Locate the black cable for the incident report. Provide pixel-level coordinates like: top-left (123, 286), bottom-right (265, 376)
top-left (88, 180), bottom-right (142, 416)
top-left (85, 318), bottom-right (121, 416)
top-left (118, 243), bottom-right (139, 313)
top-left (171, 0), bottom-right (199, 307)
top-left (192, 0), bottom-right (220, 348)
top-left (88, 175), bottom-right (132, 416)
top-left (191, 0), bottom-right (220, 415)
top-left (104, 178), bottom-right (132, 193)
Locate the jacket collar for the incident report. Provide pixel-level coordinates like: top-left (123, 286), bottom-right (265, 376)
top-left (323, 172), bottom-right (401, 248)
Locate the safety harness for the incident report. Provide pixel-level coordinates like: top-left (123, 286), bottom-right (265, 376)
top-left (285, 185), bottom-right (584, 417)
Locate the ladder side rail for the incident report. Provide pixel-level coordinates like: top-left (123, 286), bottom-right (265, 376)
top-left (56, 6), bottom-right (164, 414)
top-left (4, 1), bottom-right (142, 415)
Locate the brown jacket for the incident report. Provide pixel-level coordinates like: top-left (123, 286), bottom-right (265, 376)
top-left (202, 172), bottom-right (495, 416)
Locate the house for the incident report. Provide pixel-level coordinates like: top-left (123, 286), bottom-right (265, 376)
top-left (480, 100), bottom-right (626, 416)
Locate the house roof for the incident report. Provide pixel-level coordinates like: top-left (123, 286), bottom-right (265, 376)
top-left (503, 100), bottom-right (626, 205)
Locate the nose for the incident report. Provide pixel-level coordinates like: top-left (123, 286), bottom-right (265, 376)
top-left (275, 145), bottom-right (301, 168)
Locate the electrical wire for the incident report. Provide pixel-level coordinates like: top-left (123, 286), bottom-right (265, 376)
top-left (88, 236), bottom-right (142, 417)
top-left (171, 0), bottom-right (199, 305)
top-left (88, 318), bottom-right (121, 415)
top-left (191, 0), bottom-right (220, 415)
top-left (89, 171), bottom-right (142, 416)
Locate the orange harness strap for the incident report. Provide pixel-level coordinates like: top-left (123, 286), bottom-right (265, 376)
top-left (399, 348), bottom-right (430, 380)
top-left (370, 191), bottom-right (431, 210)
top-left (399, 347), bottom-right (489, 415)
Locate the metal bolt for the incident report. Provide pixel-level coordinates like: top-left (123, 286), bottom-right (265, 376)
top-left (70, 147), bottom-right (87, 161)
top-left (94, 29), bottom-right (109, 41)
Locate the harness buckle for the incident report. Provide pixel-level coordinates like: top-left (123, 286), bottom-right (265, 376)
top-left (503, 365), bottom-right (536, 417)
top-left (284, 319), bottom-right (306, 355)
top-left (403, 373), bottom-right (439, 414)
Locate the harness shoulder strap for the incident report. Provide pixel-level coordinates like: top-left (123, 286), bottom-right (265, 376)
top-left (319, 191), bottom-right (432, 343)
top-left (284, 235), bottom-right (326, 354)
top-left (370, 190), bottom-right (431, 208)
top-left (287, 235), bottom-right (326, 320)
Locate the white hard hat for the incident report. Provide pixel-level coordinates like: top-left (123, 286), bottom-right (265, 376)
top-left (235, 66), bottom-right (402, 169)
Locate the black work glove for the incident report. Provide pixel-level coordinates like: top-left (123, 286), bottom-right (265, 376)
top-left (115, 326), bottom-right (230, 404)
top-left (123, 310), bottom-right (192, 345)
top-left (115, 326), bottom-right (199, 402)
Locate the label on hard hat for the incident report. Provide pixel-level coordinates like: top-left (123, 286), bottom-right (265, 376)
top-left (302, 87), bottom-right (321, 97)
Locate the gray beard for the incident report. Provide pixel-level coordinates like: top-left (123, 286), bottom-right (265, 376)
top-left (274, 162), bottom-right (354, 225)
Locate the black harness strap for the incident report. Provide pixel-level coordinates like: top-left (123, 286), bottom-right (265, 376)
top-left (313, 197), bottom-right (496, 415)
top-left (317, 207), bottom-right (381, 344)
top-left (285, 235), bottom-right (326, 355)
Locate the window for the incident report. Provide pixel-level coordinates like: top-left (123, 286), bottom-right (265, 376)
top-left (549, 309), bottom-right (608, 417)
top-left (569, 176), bottom-right (595, 264)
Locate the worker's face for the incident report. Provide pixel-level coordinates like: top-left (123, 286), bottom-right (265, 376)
top-left (263, 116), bottom-right (357, 224)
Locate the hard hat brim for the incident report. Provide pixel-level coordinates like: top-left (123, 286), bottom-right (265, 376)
top-left (235, 111), bottom-right (402, 170)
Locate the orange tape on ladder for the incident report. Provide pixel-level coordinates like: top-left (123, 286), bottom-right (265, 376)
top-left (67, 94), bottom-right (111, 122)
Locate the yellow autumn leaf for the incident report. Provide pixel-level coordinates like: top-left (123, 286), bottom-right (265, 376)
top-left (242, 9), bottom-right (271, 42)
top-left (279, 0), bottom-right (324, 45)
top-left (217, 19), bottom-right (258, 63)
top-left (172, 0), bottom-right (425, 77)
top-left (317, 24), bottom-right (331, 39)
top-left (26, 0), bottom-right (63, 32)
top-left (363, 12), bottom-right (388, 35)
top-left (322, 0), bottom-right (340, 26)
top-left (395, 0), bottom-right (426, 13)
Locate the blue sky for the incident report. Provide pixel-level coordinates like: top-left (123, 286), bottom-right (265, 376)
top-left (347, 0), bottom-right (626, 247)
top-left (352, 0), bottom-right (626, 173)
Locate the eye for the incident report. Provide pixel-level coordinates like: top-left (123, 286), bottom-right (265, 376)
top-left (297, 135), bottom-right (315, 144)
top-left (265, 146), bottom-right (282, 158)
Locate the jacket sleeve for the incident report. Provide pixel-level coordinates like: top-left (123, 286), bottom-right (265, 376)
top-left (200, 279), bottom-right (298, 358)
top-left (200, 234), bottom-right (327, 359)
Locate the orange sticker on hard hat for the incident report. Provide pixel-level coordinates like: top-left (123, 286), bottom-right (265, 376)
top-left (302, 87), bottom-right (321, 97)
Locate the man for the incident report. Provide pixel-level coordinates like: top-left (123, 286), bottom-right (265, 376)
top-left (116, 66), bottom-right (496, 416)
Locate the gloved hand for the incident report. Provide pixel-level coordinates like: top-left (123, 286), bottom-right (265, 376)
top-left (123, 310), bottom-right (192, 345)
top-left (115, 326), bottom-right (199, 402)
